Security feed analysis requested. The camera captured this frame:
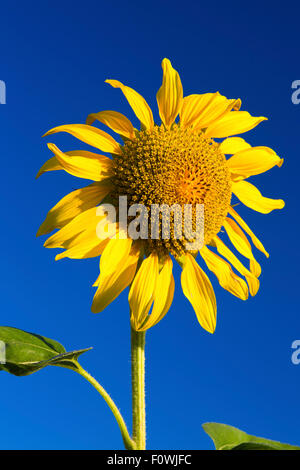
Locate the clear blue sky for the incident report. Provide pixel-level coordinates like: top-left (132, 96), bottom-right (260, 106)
top-left (0, 0), bottom-right (299, 450)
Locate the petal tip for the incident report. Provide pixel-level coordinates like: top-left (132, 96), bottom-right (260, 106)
top-left (105, 79), bottom-right (118, 88)
top-left (233, 99), bottom-right (242, 110)
top-left (36, 227), bottom-right (43, 237)
top-left (43, 127), bottom-right (56, 138)
top-left (162, 57), bottom-right (171, 67)
top-left (91, 304), bottom-right (98, 314)
top-left (47, 142), bottom-right (55, 151)
top-left (206, 324), bottom-right (216, 334)
top-left (86, 114), bottom-right (95, 126)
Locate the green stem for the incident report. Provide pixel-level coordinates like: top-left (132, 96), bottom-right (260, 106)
top-left (75, 363), bottom-right (135, 450)
top-left (131, 327), bottom-right (146, 450)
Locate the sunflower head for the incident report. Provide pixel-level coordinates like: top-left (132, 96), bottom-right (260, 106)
top-left (37, 58), bottom-right (284, 334)
top-left (112, 124), bottom-right (232, 256)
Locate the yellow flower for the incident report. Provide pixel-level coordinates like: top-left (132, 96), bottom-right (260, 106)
top-left (37, 58), bottom-right (284, 334)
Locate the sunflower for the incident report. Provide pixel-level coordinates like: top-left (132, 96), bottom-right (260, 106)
top-left (37, 58), bottom-right (284, 334)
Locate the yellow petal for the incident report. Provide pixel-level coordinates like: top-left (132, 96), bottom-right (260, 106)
top-left (86, 110), bottom-right (135, 139)
top-left (47, 143), bottom-right (113, 181)
top-left (181, 253), bottom-right (217, 333)
top-left (44, 207), bottom-right (106, 249)
top-left (36, 156), bottom-right (62, 178)
top-left (37, 181), bottom-right (112, 236)
top-left (180, 93), bottom-right (216, 129)
top-left (92, 244), bottom-right (140, 313)
top-left (100, 238), bottom-right (133, 277)
top-left (156, 58), bottom-right (183, 128)
top-left (137, 256), bottom-right (175, 331)
top-left (219, 137), bottom-right (251, 155)
top-left (55, 233), bottom-right (109, 260)
top-left (129, 253), bottom-right (159, 330)
top-left (228, 146), bottom-right (283, 180)
top-left (213, 236), bottom-right (259, 297)
top-left (44, 124), bottom-right (121, 154)
top-left (246, 274), bottom-right (260, 296)
top-left (232, 180), bottom-right (285, 214)
top-left (250, 258), bottom-right (261, 278)
top-left (180, 92), bottom-right (240, 130)
top-left (214, 236), bottom-right (253, 278)
top-left (200, 246), bottom-right (248, 300)
top-left (223, 218), bottom-right (254, 260)
top-left (105, 79), bottom-right (154, 130)
top-left (205, 111), bottom-right (267, 138)
top-left (228, 206), bottom-right (269, 257)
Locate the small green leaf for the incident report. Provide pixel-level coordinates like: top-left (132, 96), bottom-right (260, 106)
top-left (203, 422), bottom-right (300, 451)
top-left (0, 326), bottom-right (91, 376)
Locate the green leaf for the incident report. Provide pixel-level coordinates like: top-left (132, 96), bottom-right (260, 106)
top-left (0, 326), bottom-right (91, 376)
top-left (203, 422), bottom-right (300, 451)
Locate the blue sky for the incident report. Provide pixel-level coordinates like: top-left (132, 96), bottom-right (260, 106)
top-left (0, 0), bottom-right (299, 450)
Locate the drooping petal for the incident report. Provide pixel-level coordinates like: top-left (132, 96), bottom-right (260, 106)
top-left (105, 79), bottom-right (154, 130)
top-left (181, 253), bottom-right (217, 333)
top-left (44, 207), bottom-right (106, 249)
top-left (55, 232), bottom-right (109, 260)
top-left (129, 253), bottom-right (159, 330)
top-left (200, 246), bottom-right (248, 300)
top-left (180, 92), bottom-right (240, 130)
top-left (53, 215), bottom-right (121, 261)
top-left (223, 218), bottom-right (254, 260)
top-left (44, 124), bottom-right (122, 154)
top-left (92, 243), bottom-right (140, 313)
top-left (228, 206), bottom-right (269, 257)
top-left (47, 143), bottom-right (113, 181)
top-left (219, 137), bottom-right (251, 155)
top-left (205, 111), bottom-right (267, 138)
top-left (100, 238), bottom-right (133, 277)
top-left (246, 274), bottom-right (260, 296)
top-left (137, 256), bottom-right (175, 331)
top-left (36, 156), bottom-right (62, 178)
top-left (156, 58), bottom-right (183, 128)
top-left (228, 146), bottom-right (283, 180)
top-left (213, 236), bottom-right (259, 296)
top-left (86, 110), bottom-right (135, 139)
top-left (232, 180), bottom-right (285, 214)
top-left (250, 258), bottom-right (261, 278)
top-left (37, 181), bottom-right (112, 236)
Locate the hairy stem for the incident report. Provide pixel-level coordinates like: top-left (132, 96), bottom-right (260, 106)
top-left (131, 327), bottom-right (146, 450)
